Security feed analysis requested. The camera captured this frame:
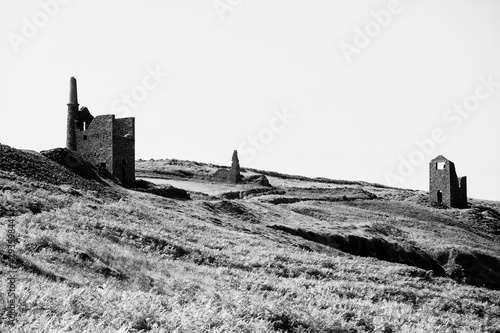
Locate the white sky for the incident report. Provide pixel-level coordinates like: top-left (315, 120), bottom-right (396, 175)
top-left (1, 0), bottom-right (499, 200)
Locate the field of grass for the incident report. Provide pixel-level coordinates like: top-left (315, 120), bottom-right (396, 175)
top-left (1, 152), bottom-right (500, 332)
top-left (142, 178), bottom-right (267, 197)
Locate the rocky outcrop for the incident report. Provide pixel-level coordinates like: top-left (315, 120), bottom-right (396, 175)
top-left (245, 174), bottom-right (271, 187)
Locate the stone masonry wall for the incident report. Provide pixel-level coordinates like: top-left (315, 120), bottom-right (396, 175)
top-left (75, 115), bottom-right (115, 175)
top-left (112, 118), bottom-right (135, 185)
top-left (458, 176), bottom-right (467, 206)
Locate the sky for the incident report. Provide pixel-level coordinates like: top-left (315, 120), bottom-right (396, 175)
top-left (1, 0), bottom-right (499, 200)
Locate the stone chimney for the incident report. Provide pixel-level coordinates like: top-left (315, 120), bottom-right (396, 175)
top-left (66, 77), bottom-right (79, 150)
top-left (228, 150), bottom-right (241, 183)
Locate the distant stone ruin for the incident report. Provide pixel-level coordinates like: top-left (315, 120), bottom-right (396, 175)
top-left (429, 155), bottom-right (467, 208)
top-left (66, 77), bottom-right (135, 186)
top-left (212, 150), bottom-right (270, 187)
top-left (228, 150), bottom-right (241, 183)
top-left (213, 150), bottom-right (242, 183)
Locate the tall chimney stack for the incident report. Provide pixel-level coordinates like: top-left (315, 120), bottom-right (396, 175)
top-left (66, 77), bottom-right (79, 150)
top-left (229, 150), bottom-right (241, 183)
top-left (69, 76), bottom-right (78, 104)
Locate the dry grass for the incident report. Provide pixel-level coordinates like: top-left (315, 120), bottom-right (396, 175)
top-left (0, 159), bottom-right (499, 332)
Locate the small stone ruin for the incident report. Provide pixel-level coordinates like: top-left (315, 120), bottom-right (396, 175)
top-left (228, 150), bottom-right (241, 183)
top-left (212, 150), bottom-right (270, 186)
top-left (429, 155), bottom-right (467, 208)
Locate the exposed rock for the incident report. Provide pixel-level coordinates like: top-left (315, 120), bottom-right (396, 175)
top-left (245, 174), bottom-right (271, 187)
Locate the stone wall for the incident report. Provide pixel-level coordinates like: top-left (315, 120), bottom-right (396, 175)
top-left (66, 104), bottom-right (78, 151)
top-left (75, 115), bottom-right (115, 174)
top-left (113, 118), bottom-right (135, 185)
top-left (458, 176), bottom-right (467, 206)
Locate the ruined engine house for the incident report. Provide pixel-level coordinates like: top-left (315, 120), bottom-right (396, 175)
top-left (429, 155), bottom-right (467, 208)
top-left (66, 77), bottom-right (135, 186)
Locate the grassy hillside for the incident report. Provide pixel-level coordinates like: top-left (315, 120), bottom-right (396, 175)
top-left (1, 145), bottom-right (500, 332)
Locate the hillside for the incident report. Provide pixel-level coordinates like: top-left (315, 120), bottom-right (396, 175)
top-left (1, 144), bottom-right (500, 332)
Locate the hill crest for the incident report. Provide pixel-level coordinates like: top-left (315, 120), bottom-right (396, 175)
top-left (1, 144), bottom-right (500, 332)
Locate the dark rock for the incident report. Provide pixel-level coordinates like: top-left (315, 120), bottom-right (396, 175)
top-left (245, 174), bottom-right (271, 187)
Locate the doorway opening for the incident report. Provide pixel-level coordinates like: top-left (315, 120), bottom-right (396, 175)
top-left (437, 190), bottom-right (443, 204)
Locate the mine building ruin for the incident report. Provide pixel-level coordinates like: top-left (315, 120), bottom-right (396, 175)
top-left (429, 155), bottom-right (467, 208)
top-left (66, 77), bottom-right (135, 186)
top-left (228, 150), bottom-right (241, 183)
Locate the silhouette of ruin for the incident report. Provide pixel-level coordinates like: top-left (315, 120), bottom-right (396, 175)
top-left (212, 150), bottom-right (242, 183)
top-left (228, 150), bottom-right (241, 183)
top-left (66, 77), bottom-right (135, 186)
top-left (429, 155), bottom-right (467, 208)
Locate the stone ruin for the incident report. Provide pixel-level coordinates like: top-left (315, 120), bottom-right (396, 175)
top-left (228, 150), bottom-right (241, 183)
top-left (212, 150), bottom-right (271, 187)
top-left (429, 155), bottom-right (467, 208)
top-left (66, 77), bottom-right (135, 186)
top-left (213, 150), bottom-right (241, 183)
